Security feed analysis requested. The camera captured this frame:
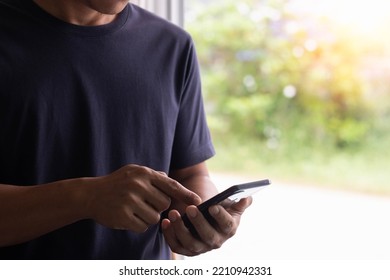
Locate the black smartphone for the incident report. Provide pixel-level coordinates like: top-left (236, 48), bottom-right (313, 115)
top-left (182, 179), bottom-right (271, 237)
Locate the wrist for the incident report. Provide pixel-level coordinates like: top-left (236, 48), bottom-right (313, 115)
top-left (62, 176), bottom-right (98, 221)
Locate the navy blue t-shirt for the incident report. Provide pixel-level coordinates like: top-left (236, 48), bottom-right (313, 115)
top-left (0, 0), bottom-right (215, 259)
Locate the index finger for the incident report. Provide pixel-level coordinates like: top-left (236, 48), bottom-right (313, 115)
top-left (152, 174), bottom-right (201, 206)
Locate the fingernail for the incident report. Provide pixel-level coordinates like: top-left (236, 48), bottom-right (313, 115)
top-left (210, 206), bottom-right (220, 215)
top-left (161, 220), bottom-right (168, 230)
top-left (187, 207), bottom-right (198, 218)
top-left (168, 211), bottom-right (177, 222)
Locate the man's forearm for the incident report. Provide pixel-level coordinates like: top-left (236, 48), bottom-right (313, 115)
top-left (0, 178), bottom-right (90, 247)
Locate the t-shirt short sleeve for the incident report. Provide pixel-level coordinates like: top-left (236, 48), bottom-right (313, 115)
top-left (169, 41), bottom-right (215, 170)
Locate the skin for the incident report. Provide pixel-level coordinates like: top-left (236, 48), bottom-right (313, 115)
top-left (166, 164), bottom-right (252, 256)
top-left (33, 0), bottom-right (130, 25)
top-left (0, 0), bottom-right (252, 256)
top-left (0, 164), bottom-right (201, 246)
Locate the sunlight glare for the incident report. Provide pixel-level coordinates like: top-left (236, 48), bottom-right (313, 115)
top-left (293, 0), bottom-right (390, 36)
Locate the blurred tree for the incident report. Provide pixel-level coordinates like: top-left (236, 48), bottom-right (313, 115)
top-left (186, 0), bottom-right (374, 155)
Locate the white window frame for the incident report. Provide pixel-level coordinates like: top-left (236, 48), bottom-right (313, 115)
top-left (131, 0), bottom-right (184, 27)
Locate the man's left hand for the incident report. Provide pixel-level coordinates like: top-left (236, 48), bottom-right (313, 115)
top-left (161, 197), bottom-right (252, 256)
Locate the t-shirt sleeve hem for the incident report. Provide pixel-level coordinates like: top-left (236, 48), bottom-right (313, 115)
top-left (169, 143), bottom-right (216, 170)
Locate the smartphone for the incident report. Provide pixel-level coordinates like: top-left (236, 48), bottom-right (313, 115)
top-left (182, 179), bottom-right (271, 237)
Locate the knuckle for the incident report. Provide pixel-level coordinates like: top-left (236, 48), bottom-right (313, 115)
top-left (157, 171), bottom-right (168, 177)
top-left (169, 180), bottom-right (180, 192)
top-left (189, 246), bottom-right (202, 254)
top-left (157, 200), bottom-right (171, 212)
top-left (126, 164), bottom-right (151, 177)
top-left (212, 238), bottom-right (223, 249)
top-left (123, 164), bottom-right (137, 174)
top-left (185, 243), bottom-right (197, 253)
top-left (162, 196), bottom-right (172, 208)
top-left (204, 233), bottom-right (222, 248)
top-left (138, 165), bottom-right (151, 174)
top-left (223, 220), bottom-right (235, 234)
top-left (151, 213), bottom-right (161, 225)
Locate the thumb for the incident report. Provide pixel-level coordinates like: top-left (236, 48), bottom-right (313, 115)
top-left (231, 196), bottom-right (253, 214)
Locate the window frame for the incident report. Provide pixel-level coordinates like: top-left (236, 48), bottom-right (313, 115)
top-left (131, 0), bottom-right (184, 27)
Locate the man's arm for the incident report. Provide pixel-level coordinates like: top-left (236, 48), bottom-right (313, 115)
top-left (164, 162), bottom-right (252, 256)
top-left (0, 178), bottom-right (88, 247)
top-left (0, 164), bottom-right (201, 247)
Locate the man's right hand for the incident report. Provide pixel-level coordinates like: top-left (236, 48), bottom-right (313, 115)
top-left (0, 164), bottom-right (200, 247)
top-left (85, 164), bottom-right (201, 233)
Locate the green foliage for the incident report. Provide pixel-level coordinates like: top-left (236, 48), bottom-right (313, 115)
top-left (186, 0), bottom-right (390, 193)
top-left (187, 0), bottom-right (379, 148)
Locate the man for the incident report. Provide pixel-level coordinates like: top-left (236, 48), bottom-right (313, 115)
top-left (0, 0), bottom-right (252, 259)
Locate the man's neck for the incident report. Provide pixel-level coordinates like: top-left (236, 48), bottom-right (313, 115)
top-left (33, 0), bottom-right (119, 26)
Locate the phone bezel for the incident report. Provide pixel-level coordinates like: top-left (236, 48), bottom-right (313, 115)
top-left (197, 179), bottom-right (271, 212)
top-left (182, 179), bottom-right (271, 237)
